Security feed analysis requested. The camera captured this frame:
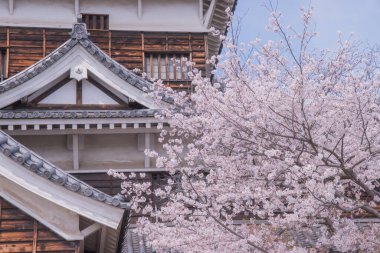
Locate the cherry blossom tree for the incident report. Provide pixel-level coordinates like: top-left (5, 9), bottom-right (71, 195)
top-left (114, 6), bottom-right (380, 253)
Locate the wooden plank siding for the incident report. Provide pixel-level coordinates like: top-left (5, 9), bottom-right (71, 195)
top-left (0, 197), bottom-right (79, 253)
top-left (71, 173), bottom-right (123, 196)
top-left (0, 27), bottom-right (207, 88)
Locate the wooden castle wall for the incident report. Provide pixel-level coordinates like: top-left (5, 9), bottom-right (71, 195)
top-left (0, 27), bottom-right (207, 88)
top-left (0, 197), bottom-right (79, 253)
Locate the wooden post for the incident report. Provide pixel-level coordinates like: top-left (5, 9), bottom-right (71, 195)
top-left (6, 28), bottom-right (9, 79)
top-left (173, 54), bottom-right (177, 80)
top-left (204, 34), bottom-right (209, 77)
top-left (80, 240), bottom-right (84, 253)
top-left (99, 226), bottom-right (107, 253)
top-left (108, 31), bottom-right (112, 56)
top-left (42, 29), bottom-right (46, 57)
top-left (144, 133), bottom-right (150, 168)
top-left (32, 220), bottom-right (38, 253)
top-left (0, 198), bottom-right (2, 227)
top-left (150, 54), bottom-right (153, 79)
top-left (158, 54), bottom-right (161, 79)
top-left (72, 134), bottom-right (79, 170)
top-left (76, 80), bottom-right (82, 105)
top-left (142, 33), bottom-right (145, 72)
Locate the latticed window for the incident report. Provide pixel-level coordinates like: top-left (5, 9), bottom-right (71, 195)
top-left (145, 53), bottom-right (190, 81)
top-left (0, 48), bottom-right (6, 81)
top-left (82, 14), bottom-right (109, 30)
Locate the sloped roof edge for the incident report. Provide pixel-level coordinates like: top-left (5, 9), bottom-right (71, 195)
top-left (0, 130), bottom-right (130, 209)
top-left (0, 109), bottom-right (160, 119)
top-left (0, 23), bottom-right (173, 104)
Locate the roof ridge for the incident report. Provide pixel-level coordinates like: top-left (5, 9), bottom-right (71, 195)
top-left (0, 130), bottom-right (130, 209)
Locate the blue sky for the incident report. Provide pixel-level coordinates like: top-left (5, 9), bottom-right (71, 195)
top-left (232, 0), bottom-right (380, 49)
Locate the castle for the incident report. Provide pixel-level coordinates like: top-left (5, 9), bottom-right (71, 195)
top-left (0, 1), bottom-right (235, 252)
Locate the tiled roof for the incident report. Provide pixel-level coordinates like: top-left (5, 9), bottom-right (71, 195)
top-left (0, 23), bottom-right (173, 104)
top-left (0, 109), bottom-right (159, 119)
top-left (0, 130), bottom-right (130, 209)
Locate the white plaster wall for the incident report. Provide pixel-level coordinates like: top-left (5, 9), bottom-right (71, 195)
top-left (0, 0), bottom-right (206, 32)
top-left (0, 0), bottom-right (76, 28)
top-left (80, 134), bottom-right (145, 170)
top-left (13, 135), bottom-right (73, 170)
top-left (39, 79), bottom-right (77, 105)
top-left (82, 79), bottom-right (118, 105)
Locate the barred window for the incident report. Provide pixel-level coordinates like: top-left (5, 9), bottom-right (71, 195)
top-left (145, 53), bottom-right (190, 81)
top-left (82, 14), bottom-right (109, 30)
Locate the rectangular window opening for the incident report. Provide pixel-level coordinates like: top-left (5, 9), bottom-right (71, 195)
top-left (82, 14), bottom-right (109, 30)
top-left (145, 53), bottom-right (190, 81)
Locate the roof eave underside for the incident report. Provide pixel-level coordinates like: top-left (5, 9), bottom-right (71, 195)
top-left (207, 0), bottom-right (238, 57)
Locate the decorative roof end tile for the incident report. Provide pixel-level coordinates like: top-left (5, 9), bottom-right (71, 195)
top-left (70, 23), bottom-right (89, 40)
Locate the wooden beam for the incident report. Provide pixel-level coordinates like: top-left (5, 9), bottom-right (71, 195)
top-left (165, 54), bottom-right (169, 81)
top-left (144, 132), bottom-right (150, 168)
top-left (100, 15), bottom-right (104, 30)
top-left (0, 198), bottom-right (2, 225)
top-left (80, 240), bottom-right (84, 253)
top-left (80, 223), bottom-right (102, 237)
top-left (181, 54), bottom-right (184, 80)
top-left (92, 15), bottom-right (96, 30)
top-left (42, 29), bottom-right (46, 57)
top-left (150, 54), bottom-right (153, 79)
top-left (87, 76), bottom-right (129, 105)
top-left (173, 54), bottom-right (177, 80)
top-left (85, 15), bottom-right (90, 28)
top-left (0, 49), bottom-right (3, 81)
top-left (32, 220), bottom-right (38, 253)
top-left (158, 54), bottom-right (161, 79)
top-left (142, 33), bottom-right (145, 74)
top-left (72, 134), bottom-right (79, 170)
top-left (204, 34), bottom-right (209, 77)
top-left (108, 31), bottom-right (112, 55)
top-left (99, 226), bottom-right (107, 253)
top-left (76, 80), bottom-right (82, 105)
top-left (203, 0), bottom-right (217, 28)
top-left (5, 28), bottom-right (9, 79)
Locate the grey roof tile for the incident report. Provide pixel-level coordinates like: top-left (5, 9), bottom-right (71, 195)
top-left (0, 130), bottom-right (130, 209)
top-left (0, 109), bottom-right (160, 119)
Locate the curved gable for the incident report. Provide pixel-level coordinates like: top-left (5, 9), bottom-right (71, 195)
top-left (0, 23), bottom-right (172, 110)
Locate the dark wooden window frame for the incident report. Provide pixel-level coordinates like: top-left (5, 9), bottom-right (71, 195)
top-left (82, 14), bottom-right (109, 30)
top-left (144, 52), bottom-right (191, 82)
top-left (0, 48), bottom-right (7, 81)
